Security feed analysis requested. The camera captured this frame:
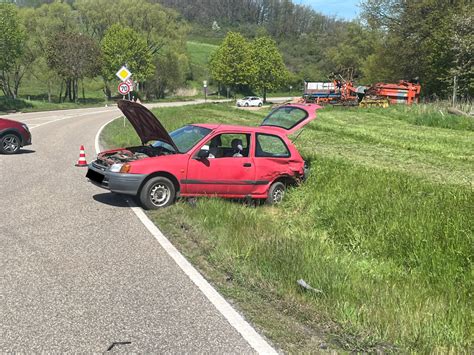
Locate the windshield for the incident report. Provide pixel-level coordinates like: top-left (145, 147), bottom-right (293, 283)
top-left (152, 125), bottom-right (211, 153)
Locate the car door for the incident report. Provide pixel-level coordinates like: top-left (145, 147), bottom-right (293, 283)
top-left (260, 103), bottom-right (322, 134)
top-left (185, 132), bottom-right (256, 196)
top-left (253, 133), bottom-right (294, 184)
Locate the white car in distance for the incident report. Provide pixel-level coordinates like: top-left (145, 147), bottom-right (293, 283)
top-left (236, 96), bottom-right (263, 107)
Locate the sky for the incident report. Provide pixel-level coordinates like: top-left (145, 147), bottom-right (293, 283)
top-left (295, 0), bottom-right (361, 20)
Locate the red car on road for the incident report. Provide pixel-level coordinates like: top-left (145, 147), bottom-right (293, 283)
top-left (87, 100), bottom-right (321, 209)
top-left (0, 117), bottom-right (32, 154)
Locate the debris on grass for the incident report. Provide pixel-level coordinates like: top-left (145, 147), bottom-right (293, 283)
top-left (297, 279), bottom-right (323, 294)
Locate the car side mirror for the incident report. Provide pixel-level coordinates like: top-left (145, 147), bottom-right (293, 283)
top-left (197, 146), bottom-right (210, 159)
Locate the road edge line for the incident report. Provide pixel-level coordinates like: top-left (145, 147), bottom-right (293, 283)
top-left (94, 117), bottom-right (277, 355)
top-left (95, 117), bottom-right (117, 153)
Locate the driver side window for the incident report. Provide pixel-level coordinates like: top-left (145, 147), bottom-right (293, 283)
top-left (201, 133), bottom-right (250, 158)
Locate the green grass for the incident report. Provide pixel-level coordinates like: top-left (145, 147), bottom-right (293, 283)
top-left (186, 41), bottom-right (218, 95)
top-left (102, 103), bottom-right (473, 352)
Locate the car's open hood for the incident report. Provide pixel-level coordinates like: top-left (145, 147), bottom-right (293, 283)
top-left (117, 100), bottom-right (178, 151)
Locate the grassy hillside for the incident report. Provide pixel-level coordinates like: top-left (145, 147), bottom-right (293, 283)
top-left (186, 41), bottom-right (218, 93)
top-left (102, 103), bottom-right (473, 352)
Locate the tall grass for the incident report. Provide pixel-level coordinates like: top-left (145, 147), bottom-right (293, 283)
top-left (363, 104), bottom-right (473, 131)
top-left (102, 103), bottom-right (473, 352)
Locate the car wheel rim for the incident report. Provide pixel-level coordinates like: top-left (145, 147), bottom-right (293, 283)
top-left (150, 183), bottom-right (170, 207)
top-left (3, 136), bottom-right (19, 152)
top-left (272, 187), bottom-right (284, 203)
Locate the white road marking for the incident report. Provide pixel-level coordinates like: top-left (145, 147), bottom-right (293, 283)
top-left (94, 119), bottom-right (277, 355)
top-left (94, 117), bottom-right (117, 155)
top-left (9, 109), bottom-right (113, 130)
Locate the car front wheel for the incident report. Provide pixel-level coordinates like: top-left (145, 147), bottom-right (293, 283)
top-left (0, 133), bottom-right (21, 154)
top-left (258, 102), bottom-right (263, 107)
top-left (139, 176), bottom-right (176, 210)
top-left (266, 181), bottom-right (285, 205)
top-left (244, 102), bottom-right (249, 107)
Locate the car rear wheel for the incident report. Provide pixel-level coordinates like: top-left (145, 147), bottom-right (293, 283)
top-left (266, 181), bottom-right (285, 205)
top-left (0, 133), bottom-right (21, 154)
top-left (139, 176), bottom-right (176, 210)
top-left (244, 102), bottom-right (249, 107)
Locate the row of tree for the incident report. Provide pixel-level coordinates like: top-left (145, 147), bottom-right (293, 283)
top-left (360, 0), bottom-right (473, 98)
top-left (156, 0), bottom-right (339, 39)
top-left (160, 0), bottom-right (473, 98)
top-left (0, 0), bottom-right (189, 102)
top-left (2, 0), bottom-right (472, 100)
top-left (209, 33), bottom-right (288, 102)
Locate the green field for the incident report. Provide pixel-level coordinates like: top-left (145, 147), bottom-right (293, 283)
top-left (186, 41), bottom-right (218, 83)
top-left (102, 103), bottom-right (473, 352)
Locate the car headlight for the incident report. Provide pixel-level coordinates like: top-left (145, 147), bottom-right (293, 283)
top-left (110, 163), bottom-right (123, 172)
top-left (109, 163), bottom-right (131, 173)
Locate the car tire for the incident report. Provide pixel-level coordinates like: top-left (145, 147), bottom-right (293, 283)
top-left (266, 181), bottom-right (285, 205)
top-left (139, 176), bottom-right (176, 210)
top-left (258, 102), bottom-right (263, 107)
top-left (0, 133), bottom-right (21, 154)
top-left (244, 103), bottom-right (249, 107)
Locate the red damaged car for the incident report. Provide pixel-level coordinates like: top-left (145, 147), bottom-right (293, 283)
top-left (86, 100), bottom-right (321, 209)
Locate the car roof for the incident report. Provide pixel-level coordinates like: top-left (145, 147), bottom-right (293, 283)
top-left (192, 123), bottom-right (285, 135)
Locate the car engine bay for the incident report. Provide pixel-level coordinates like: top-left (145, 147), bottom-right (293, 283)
top-left (96, 146), bottom-right (175, 167)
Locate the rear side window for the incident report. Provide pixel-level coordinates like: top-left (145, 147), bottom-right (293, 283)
top-left (261, 106), bottom-right (308, 130)
top-left (256, 134), bottom-right (290, 158)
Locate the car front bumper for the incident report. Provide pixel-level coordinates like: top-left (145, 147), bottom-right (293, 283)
top-left (22, 132), bottom-right (32, 146)
top-left (86, 161), bottom-right (146, 196)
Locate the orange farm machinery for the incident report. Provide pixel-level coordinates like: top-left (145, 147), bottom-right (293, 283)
top-left (303, 80), bottom-right (421, 108)
top-left (303, 80), bottom-right (360, 106)
top-left (360, 81), bottom-right (421, 107)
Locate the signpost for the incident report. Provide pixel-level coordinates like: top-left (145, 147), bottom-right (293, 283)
top-left (116, 66), bottom-right (133, 100)
top-left (125, 78), bottom-right (134, 90)
top-left (118, 82), bottom-right (131, 96)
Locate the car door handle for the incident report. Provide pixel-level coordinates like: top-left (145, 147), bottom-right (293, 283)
top-left (243, 163), bottom-right (252, 167)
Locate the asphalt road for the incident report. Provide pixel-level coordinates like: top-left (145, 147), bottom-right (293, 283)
top-left (0, 100), bottom-right (276, 353)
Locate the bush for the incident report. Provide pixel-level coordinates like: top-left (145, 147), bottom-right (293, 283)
top-left (0, 97), bottom-right (33, 112)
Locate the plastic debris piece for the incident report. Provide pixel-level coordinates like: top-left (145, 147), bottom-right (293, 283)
top-left (297, 279), bottom-right (323, 294)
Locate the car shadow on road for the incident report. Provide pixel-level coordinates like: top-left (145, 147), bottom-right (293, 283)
top-left (16, 149), bottom-right (36, 154)
top-left (93, 193), bottom-right (130, 208)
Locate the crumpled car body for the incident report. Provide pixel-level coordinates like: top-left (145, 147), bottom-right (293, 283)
top-left (86, 100), bottom-right (321, 209)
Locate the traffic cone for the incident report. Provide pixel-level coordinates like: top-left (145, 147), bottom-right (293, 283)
top-left (75, 145), bottom-right (88, 167)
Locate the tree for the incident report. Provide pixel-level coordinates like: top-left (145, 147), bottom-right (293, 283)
top-left (101, 24), bottom-right (155, 98)
top-left (22, 2), bottom-right (79, 102)
top-left (325, 23), bottom-right (379, 83)
top-left (361, 0), bottom-right (473, 97)
top-left (76, 0), bottom-right (189, 99)
top-left (0, 4), bottom-right (26, 99)
top-left (449, 13), bottom-right (473, 98)
top-left (147, 49), bottom-right (189, 99)
top-left (249, 36), bottom-right (289, 102)
top-left (47, 33), bottom-right (101, 102)
top-left (209, 32), bottom-right (254, 95)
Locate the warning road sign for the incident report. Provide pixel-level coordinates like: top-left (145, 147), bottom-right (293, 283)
top-left (118, 82), bottom-right (131, 95)
top-left (116, 66), bottom-right (132, 81)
